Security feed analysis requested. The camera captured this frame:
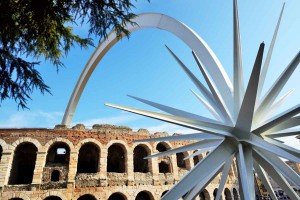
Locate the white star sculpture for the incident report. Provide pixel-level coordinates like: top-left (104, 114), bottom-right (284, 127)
top-left (105, 1), bottom-right (300, 200)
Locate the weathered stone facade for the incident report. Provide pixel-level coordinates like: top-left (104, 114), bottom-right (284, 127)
top-left (0, 124), bottom-right (240, 200)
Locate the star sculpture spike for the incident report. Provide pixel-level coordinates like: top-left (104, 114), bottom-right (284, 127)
top-left (105, 1), bottom-right (300, 199)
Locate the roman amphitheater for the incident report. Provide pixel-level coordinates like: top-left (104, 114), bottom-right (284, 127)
top-left (0, 124), bottom-right (240, 200)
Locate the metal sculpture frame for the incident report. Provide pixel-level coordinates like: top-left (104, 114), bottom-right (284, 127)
top-left (61, 12), bottom-right (232, 126)
top-left (63, 1), bottom-right (300, 200)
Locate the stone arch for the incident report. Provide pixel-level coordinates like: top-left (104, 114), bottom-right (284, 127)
top-left (45, 141), bottom-right (71, 166)
top-left (76, 138), bottom-right (103, 151)
top-left (106, 141), bottom-right (129, 173)
top-left (44, 197), bottom-right (62, 200)
top-left (132, 142), bottom-right (152, 154)
top-left (155, 141), bottom-right (172, 152)
top-left (43, 191), bottom-right (66, 200)
top-left (62, 13), bottom-right (229, 127)
top-left (199, 189), bottom-right (210, 200)
top-left (11, 137), bottom-right (42, 152)
top-left (0, 138), bottom-right (7, 149)
top-left (0, 138), bottom-right (7, 161)
top-left (77, 194), bottom-right (97, 200)
top-left (106, 140), bottom-right (130, 154)
top-left (44, 138), bottom-right (74, 152)
top-left (135, 190), bottom-right (154, 200)
top-left (224, 188), bottom-right (232, 200)
top-left (77, 142), bottom-right (100, 173)
top-left (9, 142), bottom-right (38, 184)
top-left (133, 144), bottom-right (151, 173)
top-left (108, 192), bottom-right (127, 200)
top-left (8, 193), bottom-right (30, 200)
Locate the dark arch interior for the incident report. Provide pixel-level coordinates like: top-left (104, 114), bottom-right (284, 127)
top-left (135, 191), bottom-right (151, 200)
top-left (213, 188), bottom-right (222, 199)
top-left (156, 143), bottom-right (168, 152)
top-left (213, 188), bottom-right (217, 197)
top-left (194, 153), bottom-right (204, 166)
top-left (193, 155), bottom-right (199, 165)
top-left (9, 142), bottom-right (37, 184)
top-left (176, 152), bottom-right (187, 169)
top-left (0, 145), bottom-right (2, 162)
top-left (233, 188), bottom-right (239, 200)
top-left (224, 188), bottom-right (232, 200)
top-left (159, 161), bottom-right (170, 173)
top-left (161, 191), bottom-right (168, 197)
top-left (199, 189), bottom-right (210, 200)
top-left (44, 196), bottom-right (62, 200)
top-left (134, 145), bottom-right (149, 173)
top-left (46, 142), bottom-right (70, 166)
top-left (9, 198), bottom-right (23, 200)
top-left (108, 193), bottom-right (126, 200)
top-left (107, 144), bottom-right (125, 173)
top-left (51, 170), bottom-right (60, 182)
top-left (77, 194), bottom-right (97, 200)
top-left (77, 143), bottom-right (100, 173)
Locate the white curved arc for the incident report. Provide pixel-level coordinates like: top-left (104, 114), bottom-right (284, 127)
top-left (61, 12), bottom-right (232, 126)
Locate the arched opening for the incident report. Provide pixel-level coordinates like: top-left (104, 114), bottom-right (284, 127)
top-left (156, 142), bottom-right (171, 173)
top-left (0, 145), bottom-right (2, 162)
top-left (176, 152), bottom-right (187, 169)
top-left (135, 191), bottom-right (152, 200)
top-left (156, 142), bottom-right (169, 152)
top-left (44, 196), bottom-right (62, 200)
top-left (224, 188), bottom-right (232, 200)
top-left (77, 143), bottom-right (100, 173)
top-left (193, 152), bottom-right (203, 166)
top-left (213, 188), bottom-right (222, 200)
top-left (9, 142), bottom-right (37, 184)
top-left (233, 188), bottom-right (239, 200)
top-left (9, 198), bottom-right (23, 200)
top-left (159, 161), bottom-right (170, 173)
top-left (107, 144), bottom-right (126, 173)
top-left (108, 193), bottom-right (126, 200)
top-left (161, 191), bottom-right (169, 198)
top-left (199, 189), bottom-right (210, 200)
top-left (51, 170), bottom-right (60, 182)
top-left (46, 142), bottom-right (70, 166)
top-left (77, 194), bottom-right (97, 200)
top-left (134, 145), bottom-right (149, 173)
top-left (193, 155), bottom-right (199, 165)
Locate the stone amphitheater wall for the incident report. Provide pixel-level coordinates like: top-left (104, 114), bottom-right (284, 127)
top-left (0, 124), bottom-right (239, 200)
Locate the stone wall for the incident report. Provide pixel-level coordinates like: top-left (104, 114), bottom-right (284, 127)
top-left (0, 124), bottom-right (240, 200)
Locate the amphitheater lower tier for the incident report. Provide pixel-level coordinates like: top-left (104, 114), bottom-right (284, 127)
top-left (0, 124), bottom-right (239, 200)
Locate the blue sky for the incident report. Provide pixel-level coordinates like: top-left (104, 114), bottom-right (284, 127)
top-left (0, 0), bottom-right (299, 146)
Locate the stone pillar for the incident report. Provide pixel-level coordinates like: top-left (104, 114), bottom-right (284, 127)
top-left (67, 151), bottom-right (78, 187)
top-left (99, 148), bottom-right (107, 186)
top-left (32, 151), bottom-right (46, 185)
top-left (0, 150), bottom-right (13, 187)
top-left (152, 157), bottom-right (160, 185)
top-left (172, 154), bottom-right (179, 182)
top-left (127, 152), bottom-right (134, 186)
top-left (190, 151), bottom-right (195, 169)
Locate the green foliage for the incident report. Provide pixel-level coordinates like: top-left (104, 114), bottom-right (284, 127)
top-left (0, 0), bottom-right (138, 109)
